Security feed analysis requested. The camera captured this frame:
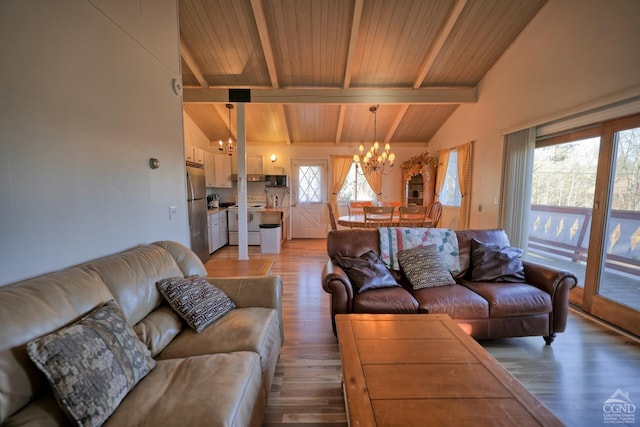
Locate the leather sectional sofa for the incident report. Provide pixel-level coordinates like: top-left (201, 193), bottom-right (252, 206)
top-left (0, 241), bottom-right (283, 427)
top-left (322, 228), bottom-right (578, 344)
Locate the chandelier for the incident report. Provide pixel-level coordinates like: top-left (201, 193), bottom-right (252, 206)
top-left (217, 103), bottom-right (234, 156)
top-left (353, 105), bottom-right (395, 174)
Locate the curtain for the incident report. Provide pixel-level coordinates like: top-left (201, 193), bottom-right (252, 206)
top-left (330, 156), bottom-right (353, 213)
top-left (434, 150), bottom-right (450, 201)
top-left (456, 142), bottom-right (473, 229)
top-left (500, 128), bottom-right (535, 249)
top-left (363, 167), bottom-right (383, 198)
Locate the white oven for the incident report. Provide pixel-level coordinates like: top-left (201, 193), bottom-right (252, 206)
top-left (228, 196), bottom-right (266, 245)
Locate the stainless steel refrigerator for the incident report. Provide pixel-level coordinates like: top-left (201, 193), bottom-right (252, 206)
top-left (186, 165), bottom-right (209, 263)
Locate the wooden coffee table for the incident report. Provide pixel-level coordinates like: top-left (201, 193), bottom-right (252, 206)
top-left (336, 314), bottom-right (563, 426)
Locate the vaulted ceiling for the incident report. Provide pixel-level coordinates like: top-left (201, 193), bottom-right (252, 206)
top-left (179, 0), bottom-right (546, 147)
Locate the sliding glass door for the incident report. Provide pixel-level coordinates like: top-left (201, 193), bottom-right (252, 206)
top-left (528, 114), bottom-right (640, 336)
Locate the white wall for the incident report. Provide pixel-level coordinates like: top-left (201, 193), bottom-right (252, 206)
top-left (428, 0), bottom-right (640, 229)
top-left (0, 0), bottom-right (186, 286)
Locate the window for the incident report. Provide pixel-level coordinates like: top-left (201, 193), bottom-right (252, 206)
top-left (439, 150), bottom-right (461, 207)
top-left (337, 163), bottom-right (376, 202)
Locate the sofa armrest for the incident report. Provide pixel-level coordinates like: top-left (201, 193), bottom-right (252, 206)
top-left (205, 275), bottom-right (284, 343)
top-left (522, 260), bottom-right (578, 333)
top-left (321, 260), bottom-right (355, 334)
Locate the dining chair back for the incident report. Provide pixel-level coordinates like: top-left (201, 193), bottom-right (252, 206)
top-left (377, 201), bottom-right (402, 208)
top-left (326, 202), bottom-right (338, 231)
top-left (427, 201), bottom-right (443, 227)
top-left (348, 201), bottom-right (372, 216)
top-left (363, 206), bottom-right (395, 228)
top-left (398, 205), bottom-right (428, 227)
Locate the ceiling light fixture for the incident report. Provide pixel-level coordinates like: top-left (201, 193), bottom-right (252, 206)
top-left (353, 105), bottom-right (395, 175)
top-left (218, 103), bottom-right (234, 157)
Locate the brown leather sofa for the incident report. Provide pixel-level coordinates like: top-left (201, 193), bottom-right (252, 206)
top-left (322, 228), bottom-right (578, 344)
top-left (0, 241), bottom-right (283, 427)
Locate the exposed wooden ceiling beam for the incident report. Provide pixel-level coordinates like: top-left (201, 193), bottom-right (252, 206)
top-left (277, 104), bottom-right (291, 145)
top-left (335, 106), bottom-right (346, 144)
top-left (414, 0), bottom-right (468, 88)
top-left (250, 0), bottom-right (279, 88)
top-left (179, 39), bottom-right (208, 89)
top-left (343, 0), bottom-right (364, 89)
top-left (384, 0), bottom-right (468, 144)
top-left (184, 87), bottom-right (477, 104)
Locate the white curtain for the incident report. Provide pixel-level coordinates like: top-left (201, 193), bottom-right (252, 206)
top-left (500, 128), bottom-right (535, 249)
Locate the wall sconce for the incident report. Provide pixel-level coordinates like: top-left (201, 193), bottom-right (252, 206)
top-left (270, 154), bottom-right (278, 163)
top-left (149, 158), bottom-right (160, 169)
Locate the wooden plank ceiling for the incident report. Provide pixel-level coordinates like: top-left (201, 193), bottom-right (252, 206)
top-left (180, 0), bottom-right (546, 146)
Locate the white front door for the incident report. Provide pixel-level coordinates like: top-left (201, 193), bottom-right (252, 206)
top-left (292, 159), bottom-right (327, 238)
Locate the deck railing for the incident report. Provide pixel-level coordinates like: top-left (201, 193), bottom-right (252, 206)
top-left (527, 205), bottom-right (640, 276)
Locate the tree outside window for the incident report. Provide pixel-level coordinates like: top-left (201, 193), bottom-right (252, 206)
top-left (337, 163), bottom-right (376, 202)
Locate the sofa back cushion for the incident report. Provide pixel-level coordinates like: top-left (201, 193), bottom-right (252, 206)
top-left (455, 229), bottom-right (512, 279)
top-left (85, 245), bottom-right (185, 325)
top-left (0, 268), bottom-right (113, 423)
top-left (327, 229), bottom-right (380, 259)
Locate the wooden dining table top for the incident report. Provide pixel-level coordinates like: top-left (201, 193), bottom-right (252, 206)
top-left (337, 214), bottom-right (432, 228)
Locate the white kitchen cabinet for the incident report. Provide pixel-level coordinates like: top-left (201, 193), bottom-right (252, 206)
top-left (207, 213), bottom-right (213, 253)
top-left (218, 210), bottom-right (228, 246)
top-left (204, 152), bottom-right (232, 188)
top-left (194, 146), bottom-right (205, 165)
top-left (185, 144), bottom-right (204, 165)
top-left (247, 155), bottom-right (263, 175)
top-left (204, 151), bottom-right (216, 187)
top-left (213, 154), bottom-right (232, 188)
top-left (208, 210), bottom-right (228, 253)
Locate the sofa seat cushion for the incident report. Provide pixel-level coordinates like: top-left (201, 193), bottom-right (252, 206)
top-left (459, 280), bottom-right (552, 317)
top-left (353, 287), bottom-right (419, 314)
top-left (156, 307), bottom-right (282, 393)
top-left (411, 284), bottom-right (489, 319)
top-left (104, 352), bottom-right (265, 427)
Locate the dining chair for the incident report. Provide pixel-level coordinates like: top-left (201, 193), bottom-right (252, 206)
top-left (326, 202), bottom-right (338, 231)
top-left (398, 205), bottom-right (428, 227)
top-left (377, 201), bottom-right (402, 208)
top-left (363, 206), bottom-right (395, 228)
top-left (348, 201), bottom-right (372, 216)
top-left (427, 201), bottom-right (443, 227)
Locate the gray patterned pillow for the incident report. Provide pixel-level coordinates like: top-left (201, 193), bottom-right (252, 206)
top-left (157, 276), bottom-right (236, 332)
top-left (398, 245), bottom-right (456, 290)
top-left (26, 300), bottom-right (155, 427)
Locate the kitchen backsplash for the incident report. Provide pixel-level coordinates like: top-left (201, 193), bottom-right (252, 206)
top-left (206, 182), bottom-right (290, 207)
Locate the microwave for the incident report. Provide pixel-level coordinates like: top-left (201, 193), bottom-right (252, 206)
top-left (265, 174), bottom-right (288, 187)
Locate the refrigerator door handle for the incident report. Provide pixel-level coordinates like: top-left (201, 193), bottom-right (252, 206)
top-left (187, 172), bottom-right (195, 201)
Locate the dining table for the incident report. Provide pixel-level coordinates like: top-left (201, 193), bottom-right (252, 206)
top-left (337, 214), bottom-right (432, 228)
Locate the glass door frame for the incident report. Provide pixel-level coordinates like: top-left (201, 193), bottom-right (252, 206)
top-left (583, 113), bottom-right (640, 335)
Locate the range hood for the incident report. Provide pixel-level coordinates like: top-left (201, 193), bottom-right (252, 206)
top-left (231, 174), bottom-right (264, 182)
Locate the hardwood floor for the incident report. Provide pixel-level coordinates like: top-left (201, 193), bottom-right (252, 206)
top-left (207, 240), bottom-right (640, 427)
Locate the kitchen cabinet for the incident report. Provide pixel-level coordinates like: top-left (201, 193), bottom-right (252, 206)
top-left (213, 154), bottom-right (232, 188)
top-left (208, 210), bottom-right (228, 253)
top-left (204, 152), bottom-right (232, 188)
top-left (185, 144), bottom-right (204, 165)
top-left (247, 155), bottom-right (263, 175)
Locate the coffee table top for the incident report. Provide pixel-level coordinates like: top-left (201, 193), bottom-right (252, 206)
top-left (336, 313), bottom-right (562, 426)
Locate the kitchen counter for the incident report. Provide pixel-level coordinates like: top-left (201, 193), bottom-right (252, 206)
top-left (207, 207), bottom-right (228, 213)
top-left (259, 208), bottom-right (290, 242)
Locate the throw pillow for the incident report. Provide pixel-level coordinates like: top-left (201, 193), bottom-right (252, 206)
top-left (26, 300), bottom-right (155, 427)
top-left (470, 238), bottom-right (526, 282)
top-left (156, 276), bottom-right (236, 332)
top-left (397, 245), bottom-right (456, 290)
top-left (333, 250), bottom-right (401, 293)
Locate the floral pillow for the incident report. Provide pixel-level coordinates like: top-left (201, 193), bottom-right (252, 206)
top-left (27, 300), bottom-right (155, 427)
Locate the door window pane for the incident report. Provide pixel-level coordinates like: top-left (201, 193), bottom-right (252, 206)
top-left (297, 165), bottom-right (322, 203)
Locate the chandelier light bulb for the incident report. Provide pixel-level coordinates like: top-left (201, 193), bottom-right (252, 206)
top-left (353, 154), bottom-right (360, 162)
